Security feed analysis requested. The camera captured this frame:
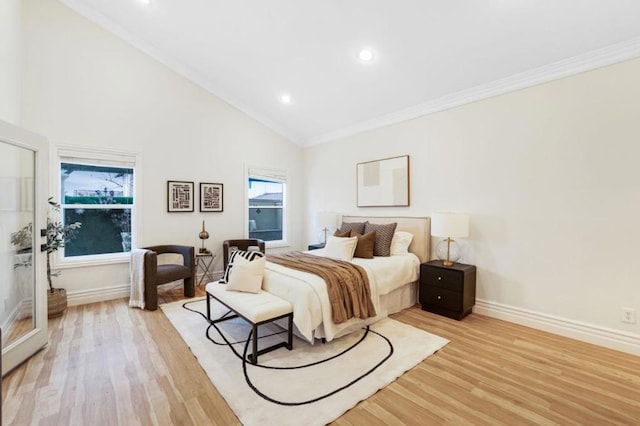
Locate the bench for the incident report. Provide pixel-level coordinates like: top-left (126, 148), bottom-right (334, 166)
top-left (205, 282), bottom-right (293, 364)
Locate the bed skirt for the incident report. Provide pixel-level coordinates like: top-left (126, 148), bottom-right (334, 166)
top-left (272, 281), bottom-right (419, 343)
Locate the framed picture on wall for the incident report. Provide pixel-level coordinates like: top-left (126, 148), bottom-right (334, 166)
top-left (167, 181), bottom-right (194, 212)
top-left (356, 155), bottom-right (410, 207)
top-left (200, 182), bottom-right (223, 212)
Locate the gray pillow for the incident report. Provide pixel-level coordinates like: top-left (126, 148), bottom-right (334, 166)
top-left (363, 222), bottom-right (397, 256)
top-left (339, 221), bottom-right (366, 235)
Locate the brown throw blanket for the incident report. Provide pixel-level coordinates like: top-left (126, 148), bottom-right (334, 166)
top-left (267, 252), bottom-right (376, 324)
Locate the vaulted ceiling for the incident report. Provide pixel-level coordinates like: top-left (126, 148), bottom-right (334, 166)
top-left (60, 0), bottom-right (640, 146)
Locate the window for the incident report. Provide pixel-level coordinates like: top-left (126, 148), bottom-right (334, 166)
top-left (56, 146), bottom-right (138, 266)
top-left (247, 166), bottom-right (287, 246)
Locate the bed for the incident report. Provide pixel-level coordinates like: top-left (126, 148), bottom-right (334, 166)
top-left (262, 215), bottom-right (430, 342)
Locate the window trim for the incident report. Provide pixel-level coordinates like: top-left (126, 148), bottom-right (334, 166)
top-left (53, 144), bottom-right (142, 269)
top-left (245, 165), bottom-right (289, 249)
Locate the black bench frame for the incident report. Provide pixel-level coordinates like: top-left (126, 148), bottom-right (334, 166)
top-left (206, 291), bottom-right (293, 364)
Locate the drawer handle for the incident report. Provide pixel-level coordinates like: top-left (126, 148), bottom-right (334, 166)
top-left (438, 276), bottom-right (442, 280)
top-left (437, 295), bottom-right (442, 300)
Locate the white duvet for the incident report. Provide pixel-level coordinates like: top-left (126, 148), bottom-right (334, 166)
top-left (262, 250), bottom-right (419, 342)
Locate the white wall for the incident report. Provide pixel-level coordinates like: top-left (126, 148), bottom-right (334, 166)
top-left (0, 0), bottom-right (21, 124)
top-left (304, 57), bottom-right (640, 339)
top-left (20, 0), bottom-right (303, 301)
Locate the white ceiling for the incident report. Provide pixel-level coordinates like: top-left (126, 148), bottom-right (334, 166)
top-left (60, 0), bottom-right (640, 146)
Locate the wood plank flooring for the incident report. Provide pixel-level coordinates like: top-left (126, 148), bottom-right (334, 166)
top-left (3, 284), bottom-right (640, 425)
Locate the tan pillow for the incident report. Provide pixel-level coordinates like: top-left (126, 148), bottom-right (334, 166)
top-left (333, 229), bottom-right (351, 238)
top-left (350, 230), bottom-right (376, 259)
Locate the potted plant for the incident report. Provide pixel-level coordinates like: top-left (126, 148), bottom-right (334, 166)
top-left (9, 199), bottom-right (81, 317)
top-left (45, 198), bottom-right (81, 318)
top-left (10, 222), bottom-right (34, 269)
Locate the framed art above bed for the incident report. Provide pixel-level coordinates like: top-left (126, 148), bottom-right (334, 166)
top-left (356, 155), bottom-right (410, 207)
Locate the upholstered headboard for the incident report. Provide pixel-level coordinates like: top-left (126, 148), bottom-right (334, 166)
top-left (340, 215), bottom-right (431, 263)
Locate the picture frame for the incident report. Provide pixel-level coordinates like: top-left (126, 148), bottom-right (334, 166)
top-left (167, 181), bottom-right (194, 212)
top-left (200, 182), bottom-right (223, 212)
top-left (356, 155), bottom-right (410, 207)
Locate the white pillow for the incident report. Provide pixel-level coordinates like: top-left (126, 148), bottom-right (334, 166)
top-left (390, 231), bottom-right (413, 256)
top-left (323, 236), bottom-right (358, 261)
top-left (225, 255), bottom-right (265, 293)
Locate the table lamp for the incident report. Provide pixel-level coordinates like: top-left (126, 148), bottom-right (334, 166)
top-left (431, 212), bottom-right (469, 266)
top-left (316, 211), bottom-right (337, 246)
top-left (199, 220), bottom-right (210, 253)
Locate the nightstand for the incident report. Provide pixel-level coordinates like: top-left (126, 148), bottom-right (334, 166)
top-left (420, 260), bottom-right (476, 320)
top-left (307, 243), bottom-right (325, 251)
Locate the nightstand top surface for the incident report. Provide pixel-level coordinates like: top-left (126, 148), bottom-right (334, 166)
top-left (423, 260), bottom-right (475, 272)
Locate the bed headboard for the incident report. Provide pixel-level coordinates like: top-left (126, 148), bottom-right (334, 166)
top-left (340, 215), bottom-right (431, 263)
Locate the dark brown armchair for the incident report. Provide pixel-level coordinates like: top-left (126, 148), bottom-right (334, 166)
top-left (222, 239), bottom-right (265, 269)
top-left (143, 245), bottom-right (195, 311)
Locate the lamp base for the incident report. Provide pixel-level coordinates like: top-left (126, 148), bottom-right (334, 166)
top-left (435, 238), bottom-right (462, 266)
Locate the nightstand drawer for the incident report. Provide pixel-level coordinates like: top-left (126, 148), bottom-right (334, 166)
top-left (422, 287), bottom-right (462, 312)
top-left (422, 266), bottom-right (462, 292)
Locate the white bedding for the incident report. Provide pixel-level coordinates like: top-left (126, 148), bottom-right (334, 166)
top-left (262, 251), bottom-right (419, 342)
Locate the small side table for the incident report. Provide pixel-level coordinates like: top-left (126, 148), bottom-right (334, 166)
top-left (196, 252), bottom-right (216, 286)
top-left (307, 243), bottom-right (325, 251)
top-left (420, 260), bottom-right (476, 320)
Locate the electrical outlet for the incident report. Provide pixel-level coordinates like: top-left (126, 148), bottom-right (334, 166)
top-left (621, 308), bottom-right (636, 324)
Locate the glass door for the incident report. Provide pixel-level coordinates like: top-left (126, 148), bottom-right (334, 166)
top-left (1, 120), bottom-right (48, 376)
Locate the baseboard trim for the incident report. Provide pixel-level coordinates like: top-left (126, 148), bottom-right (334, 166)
top-left (67, 285), bottom-right (130, 306)
top-left (474, 299), bottom-right (640, 356)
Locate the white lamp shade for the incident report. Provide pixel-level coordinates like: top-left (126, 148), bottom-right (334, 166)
top-left (316, 211), bottom-right (337, 229)
top-left (431, 212), bottom-right (469, 238)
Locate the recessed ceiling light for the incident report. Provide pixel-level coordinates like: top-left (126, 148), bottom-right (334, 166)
top-left (358, 48), bottom-right (374, 62)
top-left (139, 0), bottom-right (151, 5)
top-left (280, 94), bottom-right (292, 104)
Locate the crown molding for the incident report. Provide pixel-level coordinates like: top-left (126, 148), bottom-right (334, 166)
top-left (56, 1), bottom-right (640, 148)
top-left (304, 36), bottom-right (640, 147)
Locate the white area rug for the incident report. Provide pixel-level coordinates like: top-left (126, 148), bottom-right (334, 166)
top-left (161, 298), bottom-right (449, 426)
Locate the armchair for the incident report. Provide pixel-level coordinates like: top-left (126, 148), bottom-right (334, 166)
top-left (222, 239), bottom-right (265, 269)
top-left (143, 245), bottom-right (195, 311)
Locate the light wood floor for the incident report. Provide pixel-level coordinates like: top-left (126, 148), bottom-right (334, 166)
top-left (3, 285), bottom-right (640, 425)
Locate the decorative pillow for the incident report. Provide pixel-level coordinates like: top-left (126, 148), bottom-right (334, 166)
top-left (390, 231), bottom-right (414, 256)
top-left (220, 250), bottom-right (265, 284)
top-left (225, 255), bottom-right (265, 293)
top-left (350, 230), bottom-right (376, 259)
top-left (333, 229), bottom-right (351, 238)
top-left (323, 236), bottom-right (358, 261)
top-left (363, 222), bottom-right (398, 256)
top-left (339, 221), bottom-right (366, 235)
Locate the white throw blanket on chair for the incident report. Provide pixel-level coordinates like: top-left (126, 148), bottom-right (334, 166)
top-left (130, 248), bottom-right (149, 309)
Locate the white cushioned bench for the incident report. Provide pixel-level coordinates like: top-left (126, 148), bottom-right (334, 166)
top-left (205, 282), bottom-right (293, 364)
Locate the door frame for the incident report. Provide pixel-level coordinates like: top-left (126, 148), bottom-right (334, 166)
top-left (1, 120), bottom-right (48, 376)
